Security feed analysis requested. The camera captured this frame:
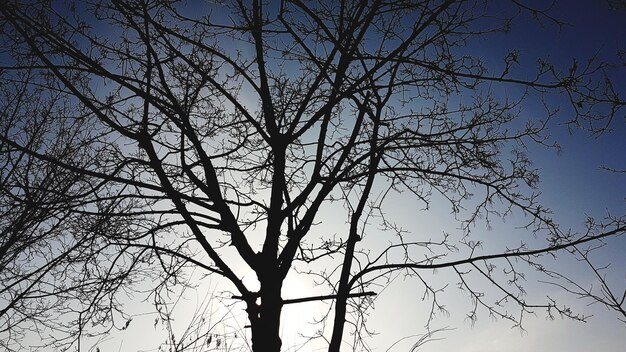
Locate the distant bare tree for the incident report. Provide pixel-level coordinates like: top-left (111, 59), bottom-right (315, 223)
top-left (0, 1), bottom-right (624, 351)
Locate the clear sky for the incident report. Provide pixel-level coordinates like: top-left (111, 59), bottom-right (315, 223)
top-left (414, 2), bottom-right (626, 351)
top-left (4, 1), bottom-right (625, 351)
top-left (380, 2), bottom-right (626, 350)
top-left (206, 1), bottom-right (625, 350)
top-left (84, 1), bottom-right (626, 351)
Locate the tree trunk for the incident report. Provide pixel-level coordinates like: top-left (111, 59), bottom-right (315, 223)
top-left (249, 275), bottom-right (283, 352)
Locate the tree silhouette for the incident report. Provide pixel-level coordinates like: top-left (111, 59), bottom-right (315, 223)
top-left (0, 1), bottom-right (624, 351)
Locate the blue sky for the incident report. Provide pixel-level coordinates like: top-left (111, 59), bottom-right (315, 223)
top-left (278, 1), bottom-right (626, 350)
top-left (88, 1), bottom-right (626, 351)
top-left (4, 1), bottom-right (624, 351)
top-left (409, 2), bottom-right (626, 350)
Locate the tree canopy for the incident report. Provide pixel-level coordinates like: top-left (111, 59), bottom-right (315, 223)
top-left (0, 1), bottom-right (624, 351)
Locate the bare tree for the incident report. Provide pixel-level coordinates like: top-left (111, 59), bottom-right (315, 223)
top-left (0, 61), bottom-right (160, 350)
top-left (0, 1), bottom-right (624, 351)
